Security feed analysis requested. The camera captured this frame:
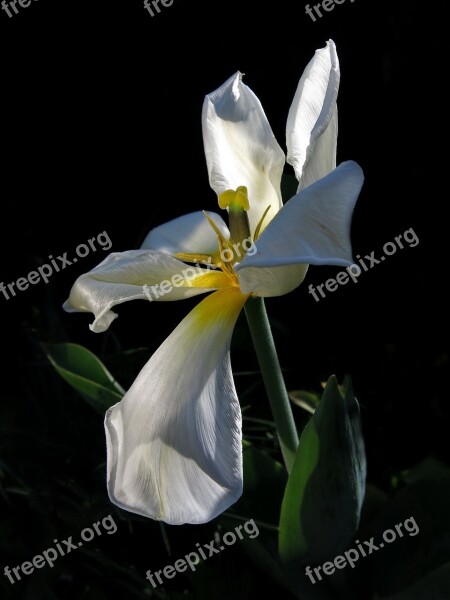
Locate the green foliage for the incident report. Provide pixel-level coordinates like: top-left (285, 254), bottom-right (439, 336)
top-left (44, 343), bottom-right (125, 412)
top-left (4, 330), bottom-right (450, 599)
top-left (279, 375), bottom-right (366, 565)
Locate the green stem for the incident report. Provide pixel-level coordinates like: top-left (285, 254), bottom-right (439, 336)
top-left (244, 297), bottom-right (299, 472)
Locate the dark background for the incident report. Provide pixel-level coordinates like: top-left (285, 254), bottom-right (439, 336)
top-left (1, 0), bottom-right (449, 598)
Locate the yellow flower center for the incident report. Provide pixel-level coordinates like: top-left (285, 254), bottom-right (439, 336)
top-left (175, 186), bottom-right (270, 286)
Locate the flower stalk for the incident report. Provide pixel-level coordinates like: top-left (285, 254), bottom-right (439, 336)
top-left (244, 297), bottom-right (299, 472)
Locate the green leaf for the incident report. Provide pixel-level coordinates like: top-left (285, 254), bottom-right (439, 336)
top-left (222, 445), bottom-right (341, 598)
top-left (288, 389), bottom-right (321, 414)
top-left (44, 343), bottom-right (125, 413)
top-left (279, 375), bottom-right (366, 565)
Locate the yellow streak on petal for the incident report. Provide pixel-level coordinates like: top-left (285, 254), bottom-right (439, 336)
top-left (184, 271), bottom-right (237, 289)
top-left (190, 287), bottom-right (249, 334)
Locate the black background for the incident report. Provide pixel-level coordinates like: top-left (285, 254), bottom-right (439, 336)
top-left (1, 0), bottom-right (449, 598)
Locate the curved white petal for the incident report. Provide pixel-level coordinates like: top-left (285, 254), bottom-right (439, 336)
top-left (235, 162), bottom-right (364, 296)
top-left (105, 287), bottom-right (248, 525)
top-left (299, 105), bottom-right (337, 191)
top-left (287, 40), bottom-right (340, 189)
top-left (63, 250), bottom-right (232, 333)
top-left (202, 72), bottom-right (285, 235)
top-left (237, 264), bottom-right (309, 297)
top-left (141, 211), bottom-right (230, 255)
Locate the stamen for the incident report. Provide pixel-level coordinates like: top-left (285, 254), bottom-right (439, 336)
top-left (174, 251), bottom-right (220, 266)
top-left (253, 205), bottom-right (271, 240)
top-left (216, 187), bottom-right (251, 244)
top-left (218, 186), bottom-right (249, 212)
top-left (201, 211), bottom-right (236, 278)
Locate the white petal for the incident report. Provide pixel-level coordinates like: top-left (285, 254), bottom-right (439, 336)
top-left (286, 40), bottom-right (340, 189)
top-left (202, 72), bottom-right (285, 235)
top-left (237, 264), bottom-right (309, 298)
top-left (63, 250), bottom-right (232, 333)
top-left (235, 162), bottom-right (364, 296)
top-left (105, 287), bottom-right (248, 525)
top-left (299, 105), bottom-right (337, 191)
top-left (141, 211), bottom-right (230, 255)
